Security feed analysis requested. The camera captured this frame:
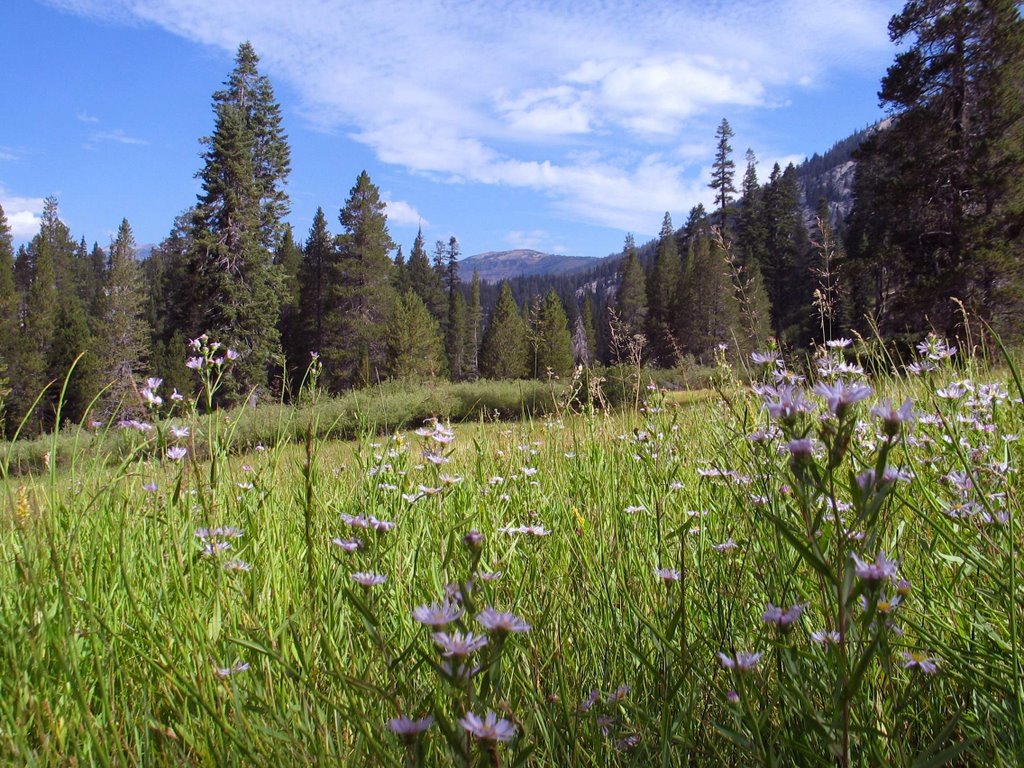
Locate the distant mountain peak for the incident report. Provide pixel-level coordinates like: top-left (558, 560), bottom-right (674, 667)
top-left (458, 249), bottom-right (595, 282)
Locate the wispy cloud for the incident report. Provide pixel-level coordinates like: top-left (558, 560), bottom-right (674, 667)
top-left (46, 0), bottom-right (895, 233)
top-left (0, 188), bottom-right (46, 239)
top-left (0, 146), bottom-right (21, 162)
top-left (76, 111), bottom-right (100, 123)
top-left (504, 229), bottom-right (570, 255)
top-left (89, 128), bottom-right (148, 146)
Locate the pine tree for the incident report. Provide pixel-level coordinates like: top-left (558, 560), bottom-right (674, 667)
top-left (646, 212), bottom-right (681, 366)
top-left (387, 291), bottom-right (446, 380)
top-left (407, 228), bottom-right (446, 322)
top-left (48, 297), bottom-right (101, 426)
top-left (709, 118), bottom-right (737, 231)
top-left (190, 96), bottom-right (283, 401)
top-left (762, 163), bottom-right (813, 344)
top-left (325, 171), bottom-right (397, 389)
top-left (96, 219), bottom-right (151, 415)
top-left (463, 270), bottom-right (483, 379)
top-left (849, 0), bottom-right (1024, 338)
top-left (0, 205), bottom-right (17, 434)
top-left (574, 293), bottom-right (598, 366)
top-left (213, 41), bottom-right (291, 251)
top-left (531, 290), bottom-right (574, 379)
top-left (298, 207), bottom-right (333, 360)
top-left (443, 237), bottom-right (466, 378)
top-left (275, 224), bottom-right (304, 394)
top-left (737, 149), bottom-right (769, 273)
top-left (614, 234), bottom-right (648, 359)
top-left (479, 282), bottom-right (529, 379)
top-left (675, 228), bottom-right (742, 361)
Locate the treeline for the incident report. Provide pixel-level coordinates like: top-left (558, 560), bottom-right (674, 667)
top-left (1, 0), bottom-right (1022, 437)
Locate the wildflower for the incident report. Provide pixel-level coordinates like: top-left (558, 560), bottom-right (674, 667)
top-left (331, 538), bottom-right (361, 552)
top-left (477, 607), bottom-right (531, 634)
top-left (170, 389), bottom-right (184, 402)
top-left (521, 466), bottom-right (538, 476)
top-left (477, 570), bottom-right (503, 582)
top-left (201, 540), bottom-right (231, 557)
top-left (826, 338), bottom-right (852, 349)
top-left (764, 384), bottom-right (813, 423)
top-left (146, 377), bottom-right (163, 390)
top-left (412, 601), bottom-right (463, 627)
top-left (185, 356), bottom-right (203, 370)
top-left (616, 735), bottom-right (640, 751)
top-left (871, 398), bottom-right (915, 436)
top-left (141, 387), bottom-right (163, 407)
top-left (762, 602), bottom-right (806, 629)
top-left (624, 505), bottom-right (645, 515)
top-left (368, 516), bottom-right (396, 532)
top-left (387, 715), bottom-right (433, 739)
top-left (458, 710), bottom-right (517, 743)
top-left (712, 538), bottom-right (738, 552)
top-left (656, 567), bottom-right (681, 582)
top-left (811, 629), bottom-right (841, 646)
top-left (225, 348), bottom-right (240, 361)
top-left (717, 651), bottom-right (763, 671)
top-left (813, 380), bottom-right (873, 417)
top-left (901, 651), bottom-right (940, 675)
top-left (223, 559), bottom-right (252, 572)
top-left (214, 661), bottom-right (249, 678)
top-left (340, 513), bottom-right (370, 529)
top-left (351, 572), bottom-right (387, 588)
top-left (432, 631), bottom-right (488, 657)
top-left (608, 684), bottom-right (630, 702)
top-left (579, 689), bottom-right (600, 712)
top-left (170, 425), bottom-right (190, 440)
top-left (852, 551), bottom-right (899, 582)
top-left (786, 438), bottom-right (815, 461)
top-left (166, 446), bottom-right (187, 462)
top-left (751, 350), bottom-right (781, 366)
top-left (463, 529), bottom-right (485, 549)
top-left (143, 482), bottom-right (158, 493)
top-left (422, 450), bottom-right (449, 465)
top-left (726, 690), bottom-right (741, 704)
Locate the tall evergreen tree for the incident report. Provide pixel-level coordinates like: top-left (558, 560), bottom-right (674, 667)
top-left (849, 0), bottom-right (1024, 338)
top-left (709, 118), bottom-right (737, 231)
top-left (646, 212), bottom-right (681, 366)
top-left (407, 228), bottom-right (446, 322)
top-left (0, 205), bottom-right (17, 434)
top-left (386, 291), bottom-right (446, 380)
top-left (675, 226), bottom-right (742, 361)
top-left (96, 219), bottom-right (151, 415)
top-left (298, 207), bottom-right (333, 361)
top-left (213, 41), bottom-right (291, 251)
top-left (325, 171), bottom-right (397, 389)
top-left (275, 224), bottom-right (304, 394)
top-left (479, 282), bottom-right (529, 379)
top-left (190, 95), bottom-right (283, 400)
top-left (574, 293), bottom-right (598, 367)
top-left (464, 270), bottom-right (483, 379)
top-left (613, 234), bottom-right (648, 359)
top-left (762, 163), bottom-right (813, 343)
top-left (443, 237), bottom-right (466, 378)
top-left (531, 290), bottom-right (574, 379)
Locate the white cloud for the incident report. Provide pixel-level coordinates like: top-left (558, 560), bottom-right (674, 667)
top-left (504, 229), bottom-right (570, 255)
top-left (45, 0), bottom-right (897, 230)
top-left (382, 197), bottom-right (427, 228)
top-left (0, 189), bottom-right (45, 239)
top-left (90, 129), bottom-right (148, 146)
top-left (76, 111), bottom-right (100, 123)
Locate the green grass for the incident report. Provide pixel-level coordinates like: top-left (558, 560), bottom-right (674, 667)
top-left (2, 347), bottom-right (1023, 765)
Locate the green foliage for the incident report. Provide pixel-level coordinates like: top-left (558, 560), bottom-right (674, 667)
top-left (710, 117), bottom-right (737, 227)
top-left (95, 218), bottom-right (151, 416)
top-left (479, 282), bottom-right (529, 379)
top-left (646, 212), bottom-right (681, 365)
top-left (530, 290), bottom-right (574, 379)
top-left (614, 233), bottom-right (648, 344)
top-left (387, 291), bottom-right (446, 381)
top-left (324, 171), bottom-right (397, 389)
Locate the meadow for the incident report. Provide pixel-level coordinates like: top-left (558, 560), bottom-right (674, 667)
top-left (1, 336), bottom-right (1023, 766)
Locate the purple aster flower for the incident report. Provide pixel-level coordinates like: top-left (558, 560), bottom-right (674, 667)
top-left (223, 559), bottom-right (252, 573)
top-left (143, 482), bottom-right (158, 493)
top-left (226, 348), bottom-right (240, 361)
top-left (368, 516), bottom-right (396, 532)
top-left (717, 651), bottom-right (763, 671)
top-left (351, 572), bottom-right (386, 588)
top-left (712, 538), bottom-right (738, 552)
top-left (764, 384), bottom-right (813, 423)
top-left (476, 607), bottom-right (531, 634)
top-left (762, 602), bottom-right (806, 629)
top-left (340, 513), bottom-right (370, 529)
top-left (214, 661), bottom-right (249, 678)
top-left (166, 446), bottom-right (187, 461)
top-left (458, 710), bottom-right (517, 743)
top-left (331, 538), bottom-right (361, 552)
top-left (411, 601), bottom-right (463, 627)
top-left (170, 425), bottom-right (190, 440)
top-left (431, 630), bottom-right (488, 657)
top-left (387, 715), bottom-right (433, 740)
top-left (656, 567), bottom-right (681, 582)
top-left (200, 540), bottom-right (231, 557)
top-left (463, 530), bottom-right (485, 549)
top-left (902, 651), bottom-right (940, 674)
top-left (813, 380), bottom-right (873, 417)
top-left (477, 570), bottom-right (503, 582)
top-left (726, 690), bottom-right (741, 704)
top-left (871, 398), bottom-right (915, 436)
top-left (852, 551), bottom-right (899, 582)
top-left (811, 629), bottom-right (841, 646)
top-left (185, 356), bottom-right (204, 370)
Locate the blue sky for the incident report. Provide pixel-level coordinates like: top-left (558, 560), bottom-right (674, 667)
top-left (1, 0), bottom-right (901, 258)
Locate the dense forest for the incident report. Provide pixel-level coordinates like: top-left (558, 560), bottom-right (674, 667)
top-left (1, 0), bottom-right (1022, 437)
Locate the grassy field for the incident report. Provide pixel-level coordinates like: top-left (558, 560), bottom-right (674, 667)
top-left (2, 339), bottom-right (1023, 766)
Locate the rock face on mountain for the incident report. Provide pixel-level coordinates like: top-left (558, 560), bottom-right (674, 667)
top-left (457, 249), bottom-right (595, 282)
